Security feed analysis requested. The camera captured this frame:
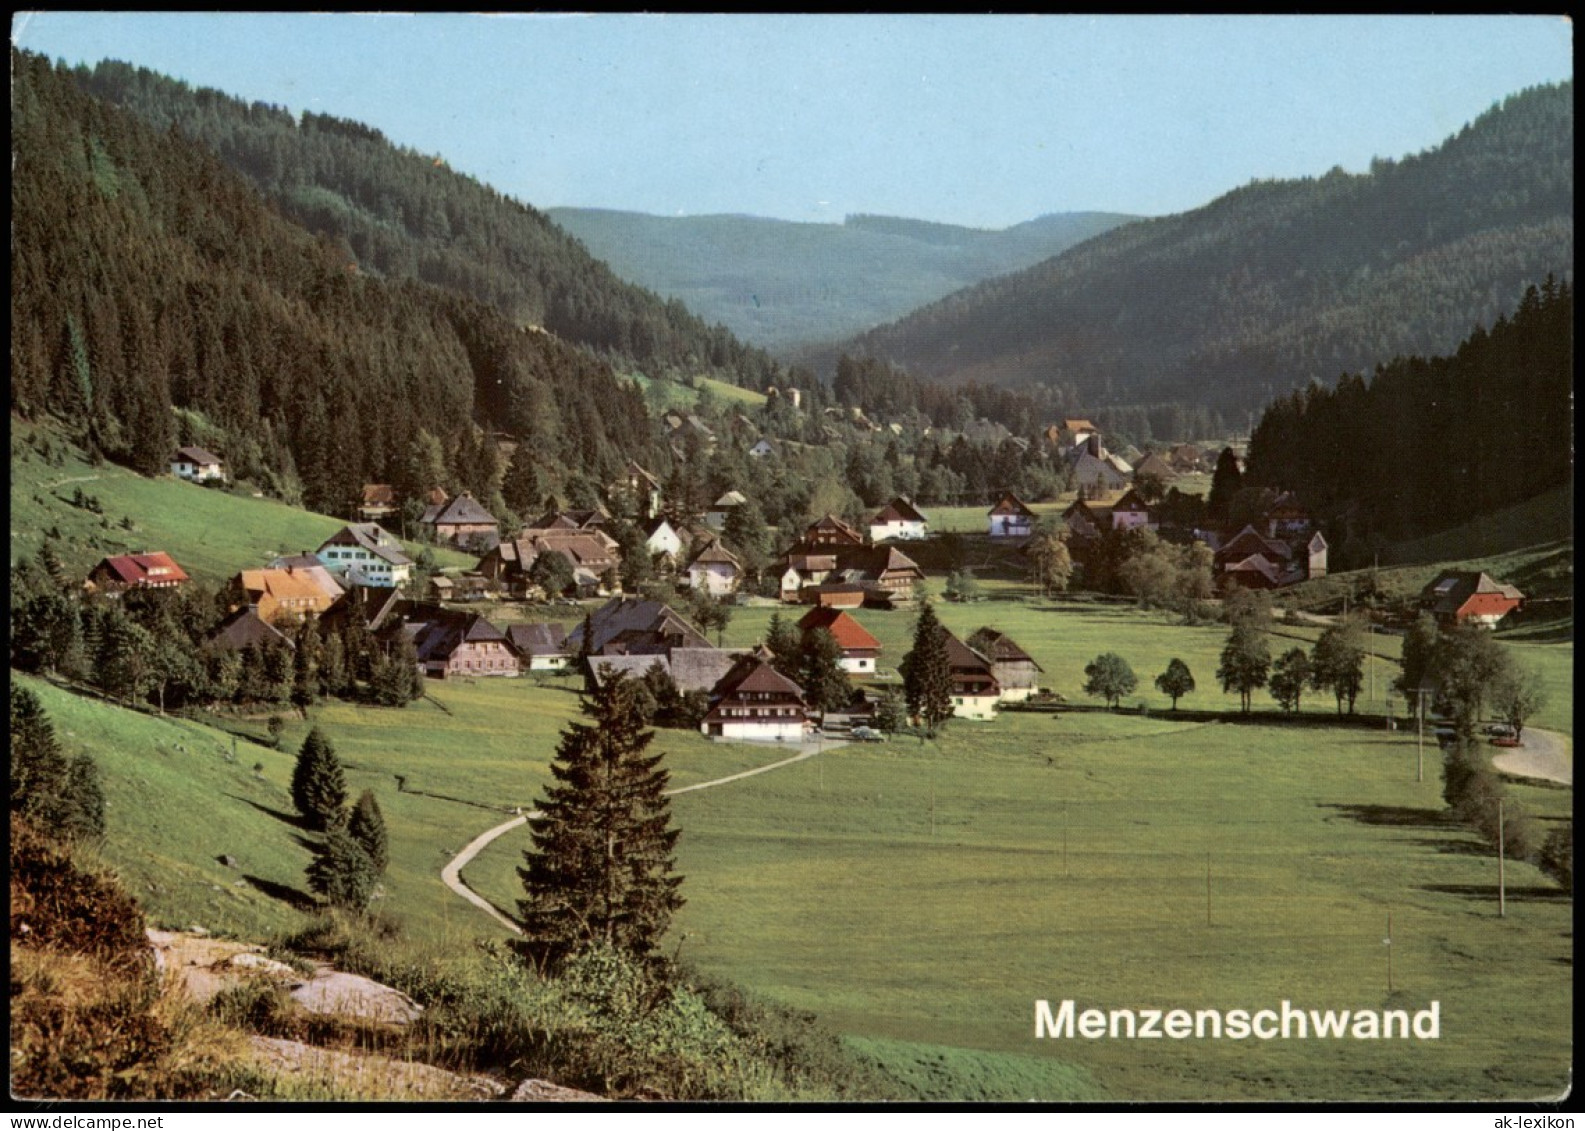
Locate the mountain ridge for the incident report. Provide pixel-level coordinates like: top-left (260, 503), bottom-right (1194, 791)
top-left (819, 81), bottom-right (1573, 417)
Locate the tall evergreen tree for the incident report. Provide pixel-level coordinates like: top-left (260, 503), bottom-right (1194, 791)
top-left (902, 599), bottom-right (954, 736)
top-left (1207, 447), bottom-right (1243, 520)
top-left (11, 685), bottom-right (70, 820)
top-left (517, 672), bottom-right (683, 968)
top-left (764, 612), bottom-right (801, 681)
top-left (307, 826), bottom-right (378, 912)
top-left (798, 628), bottom-right (852, 715)
top-left (347, 789), bottom-right (389, 875)
top-left (291, 727), bottom-right (347, 831)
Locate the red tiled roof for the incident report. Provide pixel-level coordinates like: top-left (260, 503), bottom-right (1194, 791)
top-left (95, 552), bottom-right (189, 586)
top-left (796, 607), bottom-right (881, 652)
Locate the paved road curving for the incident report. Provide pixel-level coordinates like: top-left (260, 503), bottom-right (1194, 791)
top-left (1491, 727), bottom-right (1572, 787)
top-left (440, 741), bottom-right (831, 933)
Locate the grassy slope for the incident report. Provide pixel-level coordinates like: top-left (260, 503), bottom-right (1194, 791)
top-left (10, 419), bottom-right (474, 583)
top-left (622, 372), bottom-right (768, 412)
top-left (1383, 485), bottom-right (1573, 567)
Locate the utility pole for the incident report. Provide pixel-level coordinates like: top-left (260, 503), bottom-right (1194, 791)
top-left (1498, 800), bottom-right (1506, 919)
top-left (1386, 909), bottom-right (1394, 994)
top-left (1063, 802), bottom-right (1069, 878)
top-left (1205, 852), bottom-right (1212, 927)
top-left (1416, 693), bottom-right (1425, 783)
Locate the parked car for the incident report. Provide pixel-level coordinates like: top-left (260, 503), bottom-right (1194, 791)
top-left (1490, 736), bottom-right (1523, 749)
top-left (849, 726), bottom-right (887, 743)
top-left (1484, 723), bottom-right (1517, 738)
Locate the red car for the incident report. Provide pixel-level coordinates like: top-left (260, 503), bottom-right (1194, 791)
top-left (1490, 736), bottom-right (1523, 748)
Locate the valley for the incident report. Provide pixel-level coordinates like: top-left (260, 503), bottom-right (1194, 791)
top-left (8, 27), bottom-right (1572, 1106)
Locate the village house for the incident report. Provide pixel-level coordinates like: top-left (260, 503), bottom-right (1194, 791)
top-left (987, 492), bottom-right (1037, 539)
top-left (797, 607), bottom-right (882, 674)
top-left (642, 516), bottom-right (685, 561)
top-left (1061, 498), bottom-right (1115, 543)
top-left (686, 541), bottom-right (743, 596)
top-left (941, 631), bottom-right (1002, 720)
top-left (699, 655), bottom-right (811, 742)
top-left (868, 497), bottom-right (929, 542)
top-left (85, 551), bottom-right (190, 596)
top-left (504, 623), bottom-right (571, 671)
top-left (1109, 487), bottom-right (1156, 532)
top-left (265, 553), bottom-right (347, 604)
top-left (478, 528), bottom-right (620, 598)
top-left (427, 572), bottom-right (492, 603)
top-left (1420, 571), bottom-right (1525, 627)
top-left (1168, 443), bottom-right (1207, 473)
top-left (315, 523), bottom-right (414, 588)
top-left (530, 506), bottom-right (610, 532)
top-left (773, 516), bottom-right (924, 607)
top-left (205, 607), bottom-right (295, 654)
top-left (171, 445), bottom-right (224, 483)
top-left (1132, 452), bottom-right (1176, 484)
top-left (1068, 436), bottom-right (1132, 496)
top-left (705, 490), bottom-right (748, 531)
top-left (232, 566), bottom-right (339, 625)
top-left (403, 607), bottom-right (519, 679)
top-left (358, 484), bottom-right (399, 522)
top-left (1212, 525), bottom-right (1327, 591)
top-left (420, 492), bottom-right (500, 551)
top-left (566, 597), bottom-right (713, 657)
top-left (586, 647), bottom-right (744, 696)
top-left (1059, 419), bottom-right (1100, 453)
top-left (965, 628), bottom-right (1043, 702)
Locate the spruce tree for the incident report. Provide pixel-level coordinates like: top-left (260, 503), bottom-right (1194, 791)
top-left (764, 612), bottom-right (801, 680)
top-left (799, 628), bottom-right (852, 715)
top-left (902, 599), bottom-right (954, 736)
top-left (307, 826), bottom-right (377, 912)
top-left (291, 727), bottom-right (347, 830)
top-left (347, 789), bottom-right (389, 874)
top-left (11, 685), bottom-right (70, 819)
top-left (517, 672), bottom-right (683, 968)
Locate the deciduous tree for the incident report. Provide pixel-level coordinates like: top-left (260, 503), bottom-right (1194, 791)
top-left (1154, 658), bottom-right (1195, 710)
top-left (1084, 652), bottom-right (1138, 710)
top-left (1217, 624), bottom-right (1270, 714)
top-left (1268, 647), bottom-right (1313, 713)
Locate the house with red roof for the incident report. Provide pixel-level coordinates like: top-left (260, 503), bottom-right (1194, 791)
top-left (797, 607), bottom-right (882, 674)
top-left (1420, 571), bottom-right (1525, 628)
top-left (86, 552), bottom-right (189, 595)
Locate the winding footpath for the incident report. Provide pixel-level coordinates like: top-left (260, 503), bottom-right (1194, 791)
top-left (440, 743), bottom-right (830, 933)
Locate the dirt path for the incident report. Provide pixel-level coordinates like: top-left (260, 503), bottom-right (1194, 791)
top-left (441, 741), bottom-right (830, 933)
top-left (1492, 727), bottom-right (1572, 786)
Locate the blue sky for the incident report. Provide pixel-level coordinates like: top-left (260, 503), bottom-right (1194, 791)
top-left (12, 13), bottom-right (1573, 229)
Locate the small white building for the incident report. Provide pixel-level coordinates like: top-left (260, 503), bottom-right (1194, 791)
top-left (687, 541), bottom-right (742, 597)
top-left (643, 517), bottom-right (684, 559)
top-left (869, 497), bottom-right (929, 542)
top-left (748, 438), bottom-right (777, 459)
top-left (705, 490), bottom-right (748, 531)
top-left (987, 492), bottom-right (1036, 539)
top-left (171, 445), bottom-right (224, 482)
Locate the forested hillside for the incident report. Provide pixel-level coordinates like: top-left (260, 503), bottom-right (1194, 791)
top-left (60, 56), bottom-right (784, 391)
top-left (833, 82), bottom-right (1573, 418)
top-left (10, 51), bottom-right (659, 518)
top-left (1244, 278), bottom-right (1572, 558)
top-left (545, 208), bottom-right (1136, 351)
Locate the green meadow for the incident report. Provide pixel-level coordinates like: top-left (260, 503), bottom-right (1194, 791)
top-left (9, 419), bottom-right (473, 583)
